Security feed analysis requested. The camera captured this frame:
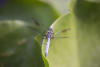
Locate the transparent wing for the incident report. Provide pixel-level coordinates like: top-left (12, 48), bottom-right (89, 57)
top-left (51, 35), bottom-right (69, 40)
top-left (54, 28), bottom-right (71, 35)
top-left (41, 35), bottom-right (47, 47)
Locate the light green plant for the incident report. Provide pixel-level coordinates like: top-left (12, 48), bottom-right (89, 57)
top-left (0, 0), bottom-right (100, 67)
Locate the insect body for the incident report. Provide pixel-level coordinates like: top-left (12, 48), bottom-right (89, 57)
top-left (45, 27), bottom-right (53, 57)
top-left (43, 27), bottom-right (70, 57)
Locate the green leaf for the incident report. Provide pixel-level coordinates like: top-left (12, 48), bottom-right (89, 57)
top-left (44, 0), bottom-right (100, 67)
top-left (42, 0), bottom-right (100, 67)
top-left (0, 0), bottom-right (59, 67)
top-left (42, 13), bottom-right (79, 67)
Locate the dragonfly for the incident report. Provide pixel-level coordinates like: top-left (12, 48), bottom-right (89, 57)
top-left (43, 26), bottom-right (70, 57)
top-left (31, 18), bottom-right (70, 57)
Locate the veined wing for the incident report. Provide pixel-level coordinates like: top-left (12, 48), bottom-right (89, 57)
top-left (54, 28), bottom-right (71, 35)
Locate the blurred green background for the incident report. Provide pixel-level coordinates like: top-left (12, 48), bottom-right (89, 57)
top-left (41, 0), bottom-right (69, 14)
top-left (1, 0), bottom-right (100, 67)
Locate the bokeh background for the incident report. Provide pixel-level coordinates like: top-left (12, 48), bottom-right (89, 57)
top-left (41, 0), bottom-right (69, 14)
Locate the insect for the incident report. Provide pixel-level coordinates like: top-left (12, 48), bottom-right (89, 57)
top-left (31, 18), bottom-right (70, 57)
top-left (42, 26), bottom-right (70, 57)
top-left (43, 27), bottom-right (53, 57)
